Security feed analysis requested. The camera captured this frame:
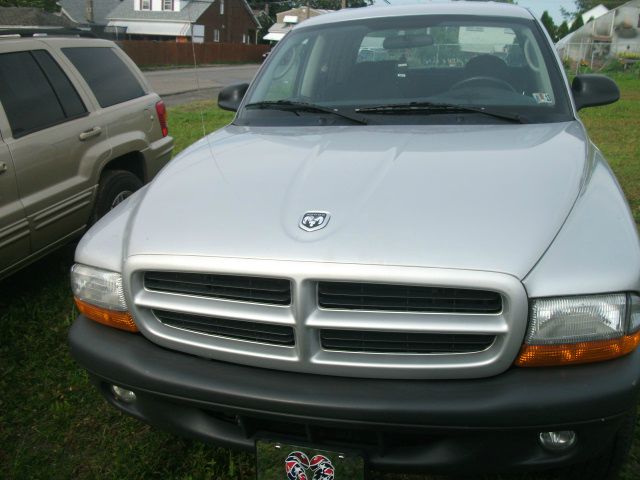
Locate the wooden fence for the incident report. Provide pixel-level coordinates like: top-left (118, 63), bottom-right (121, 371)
top-left (117, 41), bottom-right (270, 68)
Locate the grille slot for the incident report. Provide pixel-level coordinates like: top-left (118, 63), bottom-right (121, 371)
top-left (145, 271), bottom-right (291, 305)
top-left (318, 282), bottom-right (502, 313)
top-left (321, 330), bottom-right (495, 354)
top-left (154, 310), bottom-right (295, 346)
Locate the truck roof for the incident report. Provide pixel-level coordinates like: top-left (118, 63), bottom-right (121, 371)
top-left (296, 1), bottom-right (534, 29)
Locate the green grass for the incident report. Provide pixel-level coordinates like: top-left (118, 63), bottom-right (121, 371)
top-left (580, 75), bottom-right (640, 226)
top-left (169, 101), bottom-right (234, 153)
top-left (1, 76), bottom-right (639, 480)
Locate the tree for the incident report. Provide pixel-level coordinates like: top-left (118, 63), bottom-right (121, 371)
top-left (570, 15), bottom-right (584, 33)
top-left (557, 21), bottom-right (570, 41)
top-left (540, 11), bottom-right (557, 42)
top-left (0, 0), bottom-right (59, 12)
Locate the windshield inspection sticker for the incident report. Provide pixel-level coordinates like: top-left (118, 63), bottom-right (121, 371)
top-left (533, 92), bottom-right (553, 104)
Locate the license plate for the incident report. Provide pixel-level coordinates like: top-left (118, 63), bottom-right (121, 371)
top-left (256, 439), bottom-right (365, 480)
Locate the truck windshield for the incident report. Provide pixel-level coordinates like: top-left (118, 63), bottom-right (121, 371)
top-left (239, 15), bottom-right (573, 126)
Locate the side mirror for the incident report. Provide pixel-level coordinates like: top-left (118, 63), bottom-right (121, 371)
top-left (572, 75), bottom-right (620, 111)
top-left (218, 83), bottom-right (249, 112)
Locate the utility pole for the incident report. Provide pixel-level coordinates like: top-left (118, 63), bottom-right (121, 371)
top-left (341, 0), bottom-right (347, 9)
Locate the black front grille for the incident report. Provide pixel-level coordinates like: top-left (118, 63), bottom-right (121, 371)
top-left (154, 310), bottom-right (295, 346)
top-left (318, 282), bottom-right (502, 314)
top-left (145, 271), bottom-right (291, 305)
top-left (321, 330), bottom-right (495, 354)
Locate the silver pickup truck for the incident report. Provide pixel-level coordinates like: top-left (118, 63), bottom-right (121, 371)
top-left (68, 3), bottom-right (640, 479)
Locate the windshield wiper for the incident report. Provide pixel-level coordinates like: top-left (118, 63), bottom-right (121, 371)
top-left (245, 100), bottom-right (369, 125)
top-left (355, 102), bottom-right (526, 124)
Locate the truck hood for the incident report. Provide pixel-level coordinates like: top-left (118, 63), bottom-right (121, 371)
top-left (127, 122), bottom-right (588, 279)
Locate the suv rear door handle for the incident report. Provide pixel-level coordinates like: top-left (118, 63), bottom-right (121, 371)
top-left (0, 162), bottom-right (7, 175)
top-left (79, 127), bottom-right (102, 141)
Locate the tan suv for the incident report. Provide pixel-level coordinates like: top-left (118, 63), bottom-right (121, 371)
top-left (0, 32), bottom-right (174, 279)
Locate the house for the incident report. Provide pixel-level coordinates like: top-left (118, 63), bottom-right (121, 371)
top-left (106, 0), bottom-right (259, 43)
top-left (557, 0), bottom-right (640, 64)
top-left (0, 7), bottom-right (76, 28)
top-left (59, 0), bottom-right (122, 36)
top-left (264, 7), bottom-right (333, 42)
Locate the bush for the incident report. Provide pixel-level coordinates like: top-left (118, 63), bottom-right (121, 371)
top-left (618, 51), bottom-right (640, 60)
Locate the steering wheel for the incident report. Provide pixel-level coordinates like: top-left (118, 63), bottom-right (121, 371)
top-left (272, 47), bottom-right (299, 80)
top-left (524, 38), bottom-right (541, 73)
top-left (450, 76), bottom-right (516, 93)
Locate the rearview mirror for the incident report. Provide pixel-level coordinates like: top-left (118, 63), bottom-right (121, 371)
top-left (218, 83), bottom-right (249, 112)
top-left (383, 34), bottom-right (434, 50)
top-left (572, 75), bottom-right (619, 111)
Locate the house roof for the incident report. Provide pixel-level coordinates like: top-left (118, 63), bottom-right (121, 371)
top-left (108, 20), bottom-right (192, 37)
top-left (107, 1), bottom-right (211, 22)
top-left (60, 0), bottom-right (122, 26)
top-left (0, 7), bottom-right (76, 27)
top-left (264, 22), bottom-right (293, 41)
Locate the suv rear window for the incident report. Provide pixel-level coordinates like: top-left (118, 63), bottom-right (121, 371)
top-left (63, 47), bottom-right (145, 108)
top-left (0, 50), bottom-right (87, 138)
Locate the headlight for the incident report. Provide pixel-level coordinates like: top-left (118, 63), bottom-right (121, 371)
top-left (516, 294), bottom-right (640, 367)
top-left (71, 264), bottom-right (137, 332)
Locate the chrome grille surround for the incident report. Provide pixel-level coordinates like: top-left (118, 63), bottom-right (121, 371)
top-left (125, 255), bottom-right (528, 380)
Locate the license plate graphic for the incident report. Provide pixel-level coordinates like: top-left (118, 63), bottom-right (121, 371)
top-left (256, 440), bottom-right (364, 480)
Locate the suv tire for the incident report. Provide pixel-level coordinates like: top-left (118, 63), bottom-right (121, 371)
top-left (93, 170), bottom-right (142, 223)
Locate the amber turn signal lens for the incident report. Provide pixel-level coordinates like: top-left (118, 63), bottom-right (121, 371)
top-left (74, 297), bottom-right (138, 332)
top-left (515, 330), bottom-right (640, 367)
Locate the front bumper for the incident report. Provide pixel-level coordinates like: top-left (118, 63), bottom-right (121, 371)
top-left (69, 316), bottom-right (640, 474)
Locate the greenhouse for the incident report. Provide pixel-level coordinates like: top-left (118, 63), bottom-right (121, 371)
top-left (556, 0), bottom-right (640, 69)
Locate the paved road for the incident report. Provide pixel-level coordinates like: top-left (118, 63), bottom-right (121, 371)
top-left (143, 64), bottom-right (260, 107)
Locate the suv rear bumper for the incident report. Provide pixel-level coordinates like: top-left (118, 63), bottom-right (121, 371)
top-left (69, 316), bottom-right (640, 474)
top-left (143, 135), bottom-right (174, 181)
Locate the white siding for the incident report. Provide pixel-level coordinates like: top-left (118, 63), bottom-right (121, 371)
top-left (133, 0), bottom-right (184, 12)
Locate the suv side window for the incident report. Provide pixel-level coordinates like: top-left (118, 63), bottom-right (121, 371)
top-left (63, 47), bottom-right (146, 108)
top-left (0, 50), bottom-right (87, 139)
top-left (31, 51), bottom-right (86, 118)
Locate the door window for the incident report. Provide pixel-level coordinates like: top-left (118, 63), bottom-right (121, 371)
top-left (0, 50), bottom-right (87, 138)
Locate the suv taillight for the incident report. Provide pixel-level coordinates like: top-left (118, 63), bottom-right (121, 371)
top-left (155, 100), bottom-right (168, 137)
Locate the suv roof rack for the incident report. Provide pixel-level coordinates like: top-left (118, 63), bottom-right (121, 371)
top-left (0, 28), bottom-right (96, 38)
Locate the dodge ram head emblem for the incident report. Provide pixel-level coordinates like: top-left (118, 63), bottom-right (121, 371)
top-left (299, 212), bottom-right (330, 232)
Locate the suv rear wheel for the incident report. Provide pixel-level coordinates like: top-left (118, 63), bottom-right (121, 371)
top-left (93, 170), bottom-right (142, 223)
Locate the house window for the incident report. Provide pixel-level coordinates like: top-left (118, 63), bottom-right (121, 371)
top-left (213, 29), bottom-right (220, 42)
top-left (163, 0), bottom-right (174, 11)
top-left (140, 0), bottom-right (151, 11)
top-left (220, 0), bottom-right (224, 15)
